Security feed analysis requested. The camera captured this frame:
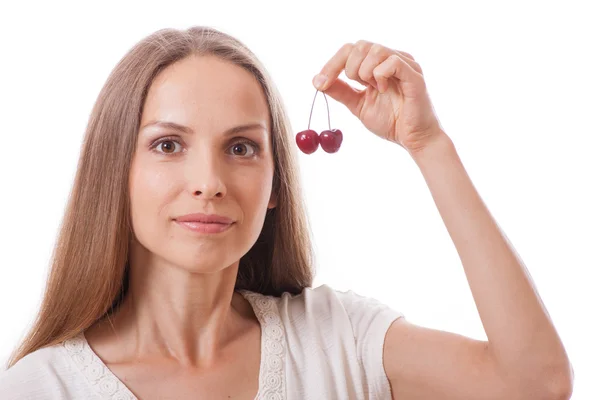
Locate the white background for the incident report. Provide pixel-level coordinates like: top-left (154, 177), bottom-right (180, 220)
top-left (0, 0), bottom-right (598, 398)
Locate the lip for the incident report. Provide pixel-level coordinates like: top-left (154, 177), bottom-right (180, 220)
top-left (175, 220), bottom-right (234, 234)
top-left (174, 213), bottom-right (235, 235)
top-left (174, 213), bottom-right (234, 224)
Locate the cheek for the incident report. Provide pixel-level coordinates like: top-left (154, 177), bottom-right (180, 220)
top-left (236, 164), bottom-right (272, 192)
top-left (139, 167), bottom-right (171, 193)
top-left (130, 164), bottom-right (177, 224)
top-left (237, 173), bottom-right (274, 217)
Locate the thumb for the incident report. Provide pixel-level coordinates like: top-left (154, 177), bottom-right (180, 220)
top-left (313, 75), bottom-right (363, 117)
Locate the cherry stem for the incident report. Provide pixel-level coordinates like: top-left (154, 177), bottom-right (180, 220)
top-left (307, 89), bottom-right (331, 131)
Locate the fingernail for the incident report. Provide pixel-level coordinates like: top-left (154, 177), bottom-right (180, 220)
top-left (313, 74), bottom-right (327, 90)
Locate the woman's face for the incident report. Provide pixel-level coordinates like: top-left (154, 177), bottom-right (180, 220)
top-left (129, 55), bottom-right (276, 273)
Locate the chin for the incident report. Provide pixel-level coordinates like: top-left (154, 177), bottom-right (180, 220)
top-left (172, 252), bottom-right (240, 274)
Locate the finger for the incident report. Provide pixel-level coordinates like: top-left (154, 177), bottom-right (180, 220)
top-left (396, 52), bottom-right (424, 76)
top-left (360, 47), bottom-right (423, 90)
top-left (350, 41), bottom-right (425, 87)
top-left (318, 78), bottom-right (364, 117)
top-left (313, 42), bottom-right (355, 92)
top-left (358, 44), bottom-right (397, 90)
top-left (345, 40), bottom-right (378, 90)
top-left (366, 44), bottom-right (423, 81)
top-left (398, 51), bottom-right (416, 61)
top-left (314, 42), bottom-right (422, 92)
top-left (373, 54), bottom-right (424, 95)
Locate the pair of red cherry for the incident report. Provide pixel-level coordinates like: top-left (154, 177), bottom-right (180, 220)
top-left (296, 89), bottom-right (343, 154)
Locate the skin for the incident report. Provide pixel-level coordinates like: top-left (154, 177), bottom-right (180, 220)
top-left (84, 39), bottom-right (573, 400)
top-left (314, 40), bottom-right (573, 399)
top-left (85, 54), bottom-right (276, 398)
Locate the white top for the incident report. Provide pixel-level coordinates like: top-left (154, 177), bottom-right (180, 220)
top-left (0, 284), bottom-right (404, 399)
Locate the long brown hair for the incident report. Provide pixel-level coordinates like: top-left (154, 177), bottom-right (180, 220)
top-left (6, 26), bottom-right (315, 370)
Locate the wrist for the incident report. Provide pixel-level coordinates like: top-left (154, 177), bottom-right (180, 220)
top-left (408, 130), bottom-right (456, 166)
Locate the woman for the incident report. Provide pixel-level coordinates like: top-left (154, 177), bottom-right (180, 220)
top-left (0, 26), bottom-right (573, 399)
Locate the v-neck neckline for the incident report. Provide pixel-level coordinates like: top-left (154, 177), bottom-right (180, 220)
top-left (61, 290), bottom-right (286, 400)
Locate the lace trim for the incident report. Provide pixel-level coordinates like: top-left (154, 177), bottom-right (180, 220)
top-left (239, 290), bottom-right (287, 400)
top-left (61, 291), bottom-right (285, 400)
top-left (62, 333), bottom-right (136, 400)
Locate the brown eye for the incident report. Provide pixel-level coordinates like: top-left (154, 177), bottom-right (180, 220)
top-left (229, 140), bottom-right (259, 157)
top-left (161, 141), bottom-right (176, 153)
top-left (152, 139), bottom-right (183, 155)
top-left (232, 143), bottom-right (248, 156)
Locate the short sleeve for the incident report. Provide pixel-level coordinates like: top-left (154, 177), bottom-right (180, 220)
top-left (0, 350), bottom-right (68, 400)
top-left (335, 289), bottom-right (404, 399)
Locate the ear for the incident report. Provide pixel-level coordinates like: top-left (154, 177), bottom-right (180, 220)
top-left (268, 191), bottom-right (277, 210)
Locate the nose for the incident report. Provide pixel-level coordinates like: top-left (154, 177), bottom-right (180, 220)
top-left (184, 148), bottom-right (227, 200)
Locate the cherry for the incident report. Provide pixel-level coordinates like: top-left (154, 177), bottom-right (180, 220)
top-left (319, 129), bottom-right (343, 153)
top-left (296, 88), bottom-right (343, 154)
top-left (296, 129), bottom-right (320, 154)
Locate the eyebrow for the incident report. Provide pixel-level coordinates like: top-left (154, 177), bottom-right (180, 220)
top-left (141, 120), bottom-right (267, 137)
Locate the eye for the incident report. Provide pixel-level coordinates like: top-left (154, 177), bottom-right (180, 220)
top-left (151, 138), bottom-right (183, 155)
top-left (228, 139), bottom-right (260, 157)
top-left (150, 137), bottom-right (261, 158)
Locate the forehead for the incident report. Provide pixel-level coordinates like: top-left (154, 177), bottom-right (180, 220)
top-left (142, 55), bottom-right (269, 125)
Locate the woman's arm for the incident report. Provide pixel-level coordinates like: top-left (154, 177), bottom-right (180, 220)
top-left (383, 131), bottom-right (573, 400)
top-left (310, 40), bottom-right (573, 399)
